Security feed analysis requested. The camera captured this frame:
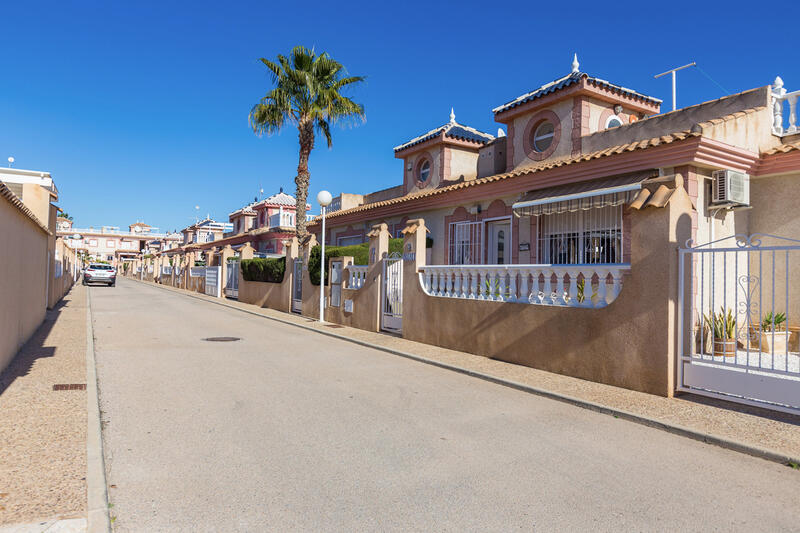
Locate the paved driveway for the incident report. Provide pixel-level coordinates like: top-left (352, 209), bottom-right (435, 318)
top-left (92, 278), bottom-right (799, 532)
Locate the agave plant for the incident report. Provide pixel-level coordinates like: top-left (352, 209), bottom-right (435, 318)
top-left (762, 311), bottom-right (787, 332)
top-left (704, 308), bottom-right (736, 340)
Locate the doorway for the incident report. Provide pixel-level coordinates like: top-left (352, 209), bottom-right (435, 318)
top-left (487, 220), bottom-right (511, 264)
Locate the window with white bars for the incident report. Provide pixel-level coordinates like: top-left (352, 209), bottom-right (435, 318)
top-left (449, 221), bottom-right (483, 265)
top-left (537, 205), bottom-right (623, 265)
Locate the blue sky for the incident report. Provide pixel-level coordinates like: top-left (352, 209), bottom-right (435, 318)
top-left (1, 0), bottom-right (797, 232)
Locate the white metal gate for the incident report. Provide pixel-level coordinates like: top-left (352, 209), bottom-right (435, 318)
top-left (678, 233), bottom-right (800, 413)
top-left (291, 260), bottom-right (303, 314)
top-left (225, 260), bottom-right (239, 299)
top-left (381, 252), bottom-right (403, 332)
top-left (204, 266), bottom-right (222, 298)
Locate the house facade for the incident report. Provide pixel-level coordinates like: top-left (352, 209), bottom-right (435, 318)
top-left (310, 58), bottom-right (796, 276)
top-left (57, 219), bottom-right (182, 266)
top-left (135, 58), bottom-right (800, 413)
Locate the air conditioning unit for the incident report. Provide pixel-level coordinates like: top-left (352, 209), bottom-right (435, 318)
top-left (712, 170), bottom-right (750, 206)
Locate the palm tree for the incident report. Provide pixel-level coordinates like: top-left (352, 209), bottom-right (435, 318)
top-left (249, 46), bottom-right (365, 237)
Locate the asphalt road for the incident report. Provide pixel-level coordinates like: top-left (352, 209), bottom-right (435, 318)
top-left (92, 278), bottom-right (800, 532)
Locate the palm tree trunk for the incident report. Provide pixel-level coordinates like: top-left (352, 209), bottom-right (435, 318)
top-left (294, 120), bottom-right (315, 237)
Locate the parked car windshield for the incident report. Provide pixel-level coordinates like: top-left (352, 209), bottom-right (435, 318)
top-left (89, 264), bottom-right (114, 270)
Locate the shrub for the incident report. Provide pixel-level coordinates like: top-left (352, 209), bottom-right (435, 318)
top-left (241, 256), bottom-right (286, 283)
top-left (308, 238), bottom-right (405, 285)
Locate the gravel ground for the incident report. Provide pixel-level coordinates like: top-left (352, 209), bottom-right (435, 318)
top-left (0, 286), bottom-right (87, 525)
top-left (140, 278), bottom-right (800, 460)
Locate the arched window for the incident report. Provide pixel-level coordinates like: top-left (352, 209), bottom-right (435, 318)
top-left (605, 115), bottom-right (623, 129)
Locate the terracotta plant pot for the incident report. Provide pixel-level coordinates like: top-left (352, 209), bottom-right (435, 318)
top-left (713, 338), bottom-right (737, 357)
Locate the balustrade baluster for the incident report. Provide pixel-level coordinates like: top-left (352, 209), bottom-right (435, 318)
top-left (457, 270), bottom-right (466, 299)
top-left (554, 271), bottom-right (566, 305)
top-left (567, 270), bottom-right (580, 306)
top-left (470, 269), bottom-right (478, 299)
top-left (518, 269), bottom-right (529, 303)
top-left (543, 270), bottom-right (554, 304)
top-left (609, 269), bottom-right (624, 303)
top-left (789, 94), bottom-right (798, 133)
top-left (508, 269), bottom-right (517, 302)
top-left (595, 269), bottom-right (609, 307)
top-left (446, 268), bottom-right (454, 297)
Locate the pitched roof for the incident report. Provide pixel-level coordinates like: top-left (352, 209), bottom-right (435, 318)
top-left (256, 191), bottom-right (297, 207)
top-left (492, 71), bottom-right (661, 116)
top-left (311, 130), bottom-right (700, 223)
top-left (394, 115), bottom-right (495, 153)
top-left (228, 203), bottom-right (258, 217)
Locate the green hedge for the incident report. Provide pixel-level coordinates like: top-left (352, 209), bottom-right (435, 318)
top-left (308, 238), bottom-right (409, 286)
top-left (241, 257), bottom-right (286, 283)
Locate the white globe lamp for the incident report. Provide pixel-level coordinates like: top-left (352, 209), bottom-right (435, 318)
top-left (317, 190), bottom-right (332, 322)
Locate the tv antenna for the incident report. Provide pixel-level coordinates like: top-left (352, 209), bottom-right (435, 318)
top-left (655, 62), bottom-right (696, 111)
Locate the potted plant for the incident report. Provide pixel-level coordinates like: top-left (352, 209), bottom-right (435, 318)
top-left (759, 311), bottom-right (788, 354)
top-left (694, 319), bottom-right (711, 355)
top-left (704, 308), bottom-right (737, 357)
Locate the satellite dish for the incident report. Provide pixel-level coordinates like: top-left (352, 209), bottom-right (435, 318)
top-left (7, 156), bottom-right (14, 167)
top-left (72, 233), bottom-right (83, 240)
top-left (497, 128), bottom-right (506, 138)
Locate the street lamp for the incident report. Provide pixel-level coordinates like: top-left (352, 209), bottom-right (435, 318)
top-left (317, 190), bottom-right (332, 323)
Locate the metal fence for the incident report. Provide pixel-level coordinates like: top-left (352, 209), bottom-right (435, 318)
top-left (678, 233), bottom-right (800, 413)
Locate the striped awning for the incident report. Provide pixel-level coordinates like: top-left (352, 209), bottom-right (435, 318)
top-left (512, 170), bottom-right (659, 217)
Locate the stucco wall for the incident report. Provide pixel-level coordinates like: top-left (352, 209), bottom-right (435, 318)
top-left (237, 258), bottom-right (293, 313)
top-left (400, 189), bottom-right (694, 396)
top-left (447, 146), bottom-right (479, 181)
top-left (0, 196), bottom-right (49, 374)
top-left (699, 106), bottom-right (778, 153)
top-left (510, 99), bottom-right (574, 169)
top-left (404, 147), bottom-right (442, 194)
top-left (749, 173), bottom-right (800, 326)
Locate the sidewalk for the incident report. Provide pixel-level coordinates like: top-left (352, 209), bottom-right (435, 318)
top-left (137, 278), bottom-right (800, 464)
top-left (0, 285), bottom-right (87, 528)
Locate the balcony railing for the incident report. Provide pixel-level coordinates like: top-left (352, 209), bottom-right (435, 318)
top-left (346, 265), bottom-right (368, 289)
top-left (772, 76), bottom-right (799, 136)
top-left (269, 212), bottom-right (295, 228)
top-left (418, 264), bottom-right (630, 308)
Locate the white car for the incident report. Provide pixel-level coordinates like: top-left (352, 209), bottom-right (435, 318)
top-left (83, 264), bottom-right (116, 287)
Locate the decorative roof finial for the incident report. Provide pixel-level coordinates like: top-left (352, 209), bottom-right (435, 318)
top-left (571, 53), bottom-right (580, 74)
top-left (774, 76), bottom-right (784, 89)
top-left (449, 107), bottom-right (456, 124)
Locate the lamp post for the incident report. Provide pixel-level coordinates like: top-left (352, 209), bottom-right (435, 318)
top-left (317, 190), bottom-right (332, 323)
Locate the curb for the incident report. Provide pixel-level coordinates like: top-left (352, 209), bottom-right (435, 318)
top-left (85, 287), bottom-right (111, 532)
top-left (129, 277), bottom-right (800, 468)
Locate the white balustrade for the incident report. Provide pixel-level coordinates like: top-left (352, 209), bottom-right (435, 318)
top-left (346, 265), bottom-right (369, 289)
top-left (772, 76), bottom-right (800, 135)
top-left (418, 264), bottom-right (630, 309)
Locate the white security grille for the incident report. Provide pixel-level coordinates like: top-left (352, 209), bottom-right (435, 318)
top-left (449, 221), bottom-right (483, 265)
top-left (537, 205), bottom-right (623, 265)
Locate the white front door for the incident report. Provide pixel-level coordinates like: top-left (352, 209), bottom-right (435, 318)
top-left (487, 221), bottom-right (510, 264)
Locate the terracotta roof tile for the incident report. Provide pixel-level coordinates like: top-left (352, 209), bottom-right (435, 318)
top-left (311, 130), bottom-right (700, 224)
top-left (695, 106), bottom-right (765, 129)
top-left (762, 141), bottom-right (800, 155)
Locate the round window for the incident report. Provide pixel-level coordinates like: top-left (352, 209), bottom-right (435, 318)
top-left (533, 121), bottom-right (555, 152)
top-left (418, 159), bottom-right (431, 182)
